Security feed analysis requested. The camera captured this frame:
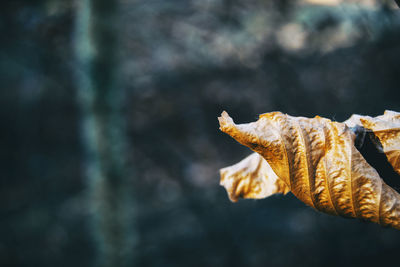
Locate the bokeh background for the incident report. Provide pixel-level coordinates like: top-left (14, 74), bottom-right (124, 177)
top-left (2, 0), bottom-right (400, 266)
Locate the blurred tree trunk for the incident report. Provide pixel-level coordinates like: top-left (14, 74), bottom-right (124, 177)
top-left (74, 0), bottom-right (136, 266)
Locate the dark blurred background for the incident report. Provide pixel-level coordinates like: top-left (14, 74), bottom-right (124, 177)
top-left (1, 0), bottom-right (400, 266)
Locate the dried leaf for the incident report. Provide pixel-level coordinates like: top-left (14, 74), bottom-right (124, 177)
top-left (343, 111), bottom-right (400, 175)
top-left (360, 111), bottom-right (400, 175)
top-left (219, 110), bottom-right (400, 230)
top-left (220, 152), bottom-right (290, 202)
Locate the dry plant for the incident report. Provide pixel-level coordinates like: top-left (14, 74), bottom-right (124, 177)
top-left (219, 110), bottom-right (400, 230)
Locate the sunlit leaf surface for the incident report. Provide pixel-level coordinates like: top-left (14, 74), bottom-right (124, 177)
top-left (219, 110), bottom-right (400, 230)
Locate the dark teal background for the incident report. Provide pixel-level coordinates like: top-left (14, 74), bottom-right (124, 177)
top-left (1, 1), bottom-right (400, 266)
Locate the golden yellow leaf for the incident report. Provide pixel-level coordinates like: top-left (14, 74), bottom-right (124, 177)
top-left (360, 111), bottom-right (400, 175)
top-left (220, 152), bottom-right (290, 202)
top-left (343, 110), bottom-right (400, 175)
top-left (218, 110), bottom-right (400, 230)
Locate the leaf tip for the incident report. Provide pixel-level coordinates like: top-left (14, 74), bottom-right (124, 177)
top-left (218, 111), bottom-right (235, 132)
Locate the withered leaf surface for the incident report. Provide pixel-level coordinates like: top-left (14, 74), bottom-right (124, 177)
top-left (220, 153), bottom-right (290, 202)
top-left (360, 111), bottom-right (400, 175)
top-left (219, 110), bottom-right (400, 230)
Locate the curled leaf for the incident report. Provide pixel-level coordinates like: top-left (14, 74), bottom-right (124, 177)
top-left (344, 110), bottom-right (400, 175)
top-left (360, 111), bottom-right (400, 175)
top-left (219, 110), bottom-right (400, 230)
top-left (220, 152), bottom-right (290, 202)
